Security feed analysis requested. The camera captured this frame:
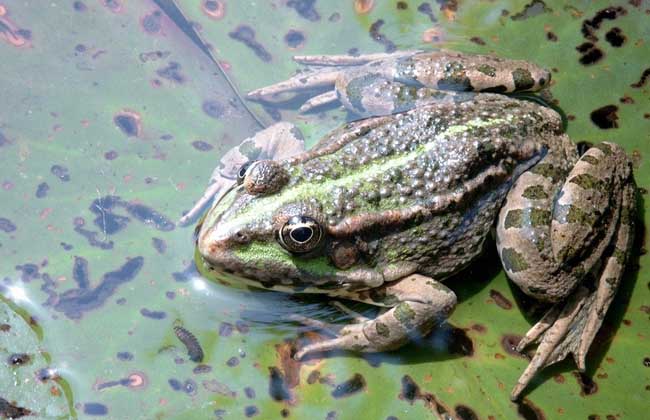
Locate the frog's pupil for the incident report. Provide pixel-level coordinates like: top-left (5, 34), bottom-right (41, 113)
top-left (290, 226), bottom-right (313, 243)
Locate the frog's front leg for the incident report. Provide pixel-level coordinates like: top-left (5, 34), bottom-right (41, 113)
top-left (247, 50), bottom-right (551, 117)
top-left (293, 274), bottom-right (456, 359)
top-left (179, 122), bottom-right (305, 225)
top-left (497, 141), bottom-right (636, 400)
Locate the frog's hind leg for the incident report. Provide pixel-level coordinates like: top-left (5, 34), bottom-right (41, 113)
top-left (293, 274), bottom-right (456, 360)
top-left (511, 188), bottom-right (634, 399)
top-left (497, 141), bottom-right (636, 400)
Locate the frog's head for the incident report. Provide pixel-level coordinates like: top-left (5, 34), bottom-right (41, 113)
top-left (196, 159), bottom-right (395, 292)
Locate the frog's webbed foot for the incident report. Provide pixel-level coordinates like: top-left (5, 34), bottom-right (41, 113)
top-left (499, 142), bottom-right (636, 400)
top-left (179, 122), bottom-right (304, 226)
top-left (291, 274), bottom-right (456, 360)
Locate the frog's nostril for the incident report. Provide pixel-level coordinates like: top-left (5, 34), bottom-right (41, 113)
top-left (234, 231), bottom-right (250, 244)
top-left (539, 71), bottom-right (551, 87)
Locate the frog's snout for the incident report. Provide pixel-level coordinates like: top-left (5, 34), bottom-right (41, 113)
top-left (537, 68), bottom-right (551, 89)
top-left (197, 225), bottom-right (251, 262)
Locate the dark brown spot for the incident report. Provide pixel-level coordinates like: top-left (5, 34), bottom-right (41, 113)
top-left (489, 289), bottom-right (513, 309)
top-left (590, 105), bottom-right (619, 129)
top-left (73, 1), bottom-right (87, 12)
top-left (447, 326), bottom-right (474, 357)
top-left (605, 27), bottom-right (626, 47)
top-left (516, 398), bottom-right (546, 420)
top-left (553, 374), bottom-right (565, 383)
top-left (229, 25), bottom-right (272, 62)
top-left (8, 353), bottom-right (31, 366)
top-left (619, 95), bottom-right (634, 104)
top-left (397, 1), bottom-right (408, 10)
top-left (576, 42), bottom-right (604, 65)
top-left (141, 10), bottom-right (162, 34)
top-left (35, 182), bottom-right (49, 198)
top-left (202, 0), bottom-right (226, 19)
top-left (268, 366), bottom-right (291, 401)
top-left (581, 7), bottom-right (627, 42)
top-left (53, 257), bottom-right (144, 319)
top-left (202, 100), bottom-right (225, 119)
top-left (630, 68), bottom-right (650, 88)
top-left (510, 1), bottom-right (552, 21)
top-left (369, 19), bottom-right (396, 53)
top-left (219, 322), bottom-right (233, 337)
top-left (51, 164), bottom-right (70, 181)
top-left (643, 357), bottom-right (650, 367)
top-left (113, 112), bottom-right (140, 137)
top-left (244, 406), bottom-right (258, 417)
top-left (287, 0), bottom-right (320, 21)
top-left (83, 402), bottom-right (108, 416)
top-left (104, 150), bottom-right (118, 160)
top-left (455, 404), bottom-right (479, 420)
top-left (399, 375), bottom-right (420, 403)
top-left (501, 334), bottom-right (527, 358)
top-left (0, 217), bottom-right (17, 233)
top-left (141, 308), bottom-right (166, 319)
top-left (0, 324), bottom-right (10, 332)
top-left (417, 3), bottom-right (437, 22)
top-left (470, 36), bottom-right (486, 45)
top-left (284, 30), bottom-right (305, 49)
top-left (546, 31), bottom-right (558, 41)
top-left (157, 61), bottom-right (185, 83)
top-left (192, 140), bottom-right (213, 151)
top-left (331, 373), bottom-right (366, 398)
top-left (471, 323), bottom-right (486, 333)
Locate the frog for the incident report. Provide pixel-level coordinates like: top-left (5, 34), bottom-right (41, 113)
top-left (184, 50), bottom-right (636, 401)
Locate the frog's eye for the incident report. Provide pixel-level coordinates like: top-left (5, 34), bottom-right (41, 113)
top-left (237, 161), bottom-right (256, 184)
top-left (278, 216), bottom-right (323, 254)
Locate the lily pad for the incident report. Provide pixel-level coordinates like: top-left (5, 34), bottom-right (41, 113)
top-left (0, 1), bottom-right (648, 419)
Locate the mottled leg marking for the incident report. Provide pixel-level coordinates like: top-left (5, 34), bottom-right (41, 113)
top-left (180, 122), bottom-right (304, 225)
top-left (294, 274), bottom-right (456, 360)
top-left (499, 141), bottom-right (636, 400)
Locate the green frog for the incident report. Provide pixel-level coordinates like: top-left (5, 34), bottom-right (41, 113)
top-left (184, 50), bottom-right (636, 400)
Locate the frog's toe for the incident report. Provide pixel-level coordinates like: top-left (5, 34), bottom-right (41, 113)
top-left (294, 324), bottom-right (372, 360)
top-left (246, 70), bottom-right (339, 102)
top-left (511, 286), bottom-right (590, 400)
top-left (299, 91), bottom-right (339, 113)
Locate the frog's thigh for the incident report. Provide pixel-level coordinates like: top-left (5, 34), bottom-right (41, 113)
top-left (295, 275), bottom-right (456, 358)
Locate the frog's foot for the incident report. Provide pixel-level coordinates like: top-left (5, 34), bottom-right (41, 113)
top-left (247, 51), bottom-right (429, 117)
top-left (507, 176), bottom-right (636, 401)
top-left (246, 50), bottom-right (418, 101)
top-left (292, 274), bottom-right (456, 360)
top-left (179, 122), bottom-right (305, 226)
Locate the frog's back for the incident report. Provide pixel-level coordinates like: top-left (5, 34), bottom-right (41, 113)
top-left (282, 94), bottom-right (563, 278)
